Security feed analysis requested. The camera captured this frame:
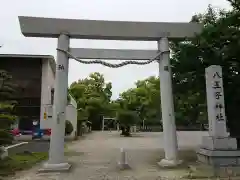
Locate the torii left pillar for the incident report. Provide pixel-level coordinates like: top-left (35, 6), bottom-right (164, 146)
top-left (157, 37), bottom-right (181, 167)
top-left (40, 34), bottom-right (71, 172)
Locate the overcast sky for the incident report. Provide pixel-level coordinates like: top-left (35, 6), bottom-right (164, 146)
top-left (0, 0), bottom-right (231, 99)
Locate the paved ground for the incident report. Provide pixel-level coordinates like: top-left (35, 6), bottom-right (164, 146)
top-left (14, 135), bottom-right (74, 141)
top-left (7, 131), bottom-right (208, 180)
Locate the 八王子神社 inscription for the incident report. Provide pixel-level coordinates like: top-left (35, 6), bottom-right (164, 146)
top-left (206, 65), bottom-right (228, 137)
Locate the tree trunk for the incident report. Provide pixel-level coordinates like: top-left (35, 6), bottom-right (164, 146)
top-left (124, 126), bottom-right (131, 136)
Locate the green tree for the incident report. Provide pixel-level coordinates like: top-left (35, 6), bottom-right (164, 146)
top-left (171, 3), bottom-right (240, 133)
top-left (228, 0), bottom-right (240, 10)
top-left (65, 120), bottom-right (73, 136)
top-left (117, 76), bottom-right (161, 126)
top-left (69, 72), bottom-right (113, 130)
top-left (117, 110), bottom-right (140, 136)
top-left (0, 70), bottom-right (17, 147)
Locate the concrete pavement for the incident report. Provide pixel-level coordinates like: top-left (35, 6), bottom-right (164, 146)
top-left (7, 131), bottom-right (207, 180)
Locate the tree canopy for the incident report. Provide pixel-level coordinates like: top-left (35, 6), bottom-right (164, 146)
top-left (116, 76), bottom-right (161, 126)
top-left (0, 70), bottom-right (18, 147)
top-left (69, 72), bottom-right (113, 130)
top-left (171, 2), bottom-right (240, 134)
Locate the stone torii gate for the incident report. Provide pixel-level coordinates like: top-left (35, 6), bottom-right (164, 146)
top-left (18, 16), bottom-right (202, 171)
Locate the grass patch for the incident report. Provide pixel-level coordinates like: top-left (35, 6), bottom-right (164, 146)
top-left (0, 152), bottom-right (48, 177)
top-left (0, 144), bottom-right (82, 177)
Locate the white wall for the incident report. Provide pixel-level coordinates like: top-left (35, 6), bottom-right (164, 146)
top-left (69, 94), bottom-right (77, 108)
top-left (40, 58), bottom-right (55, 129)
top-left (40, 58), bottom-right (78, 138)
top-left (41, 105), bottom-right (77, 138)
top-left (66, 105), bottom-right (78, 137)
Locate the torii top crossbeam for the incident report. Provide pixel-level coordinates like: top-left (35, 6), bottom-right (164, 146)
top-left (18, 16), bottom-right (202, 40)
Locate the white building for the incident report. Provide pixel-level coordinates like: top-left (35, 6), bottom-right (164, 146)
top-left (0, 54), bottom-right (77, 137)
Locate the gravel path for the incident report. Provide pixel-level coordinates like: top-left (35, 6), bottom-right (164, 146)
top-left (7, 131), bottom-right (207, 180)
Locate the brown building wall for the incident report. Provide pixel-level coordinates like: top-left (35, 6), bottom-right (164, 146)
top-left (0, 56), bottom-right (42, 130)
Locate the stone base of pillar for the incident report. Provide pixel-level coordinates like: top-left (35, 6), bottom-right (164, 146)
top-left (197, 148), bottom-right (240, 166)
top-left (118, 148), bottom-right (130, 170)
top-left (157, 159), bottom-right (182, 168)
top-left (38, 162), bottom-right (71, 172)
top-left (197, 136), bottom-right (240, 166)
top-left (117, 162), bottom-right (131, 170)
top-left (201, 136), bottom-right (237, 150)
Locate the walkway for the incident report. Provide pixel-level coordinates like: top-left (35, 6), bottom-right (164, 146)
top-left (8, 131), bottom-right (206, 180)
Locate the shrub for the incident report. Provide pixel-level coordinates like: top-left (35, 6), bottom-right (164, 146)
top-left (117, 110), bottom-right (140, 136)
top-left (0, 129), bottom-right (13, 145)
top-left (117, 110), bottom-right (139, 126)
top-left (0, 70), bottom-right (18, 148)
top-left (65, 120), bottom-right (73, 136)
top-left (0, 106), bottom-right (16, 147)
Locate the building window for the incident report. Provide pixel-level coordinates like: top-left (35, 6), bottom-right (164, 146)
top-left (51, 88), bottom-right (54, 105)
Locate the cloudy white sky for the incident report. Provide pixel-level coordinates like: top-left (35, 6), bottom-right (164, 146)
top-left (0, 0), bottom-right (231, 99)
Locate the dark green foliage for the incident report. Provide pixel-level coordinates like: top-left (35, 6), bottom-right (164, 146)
top-left (0, 129), bottom-right (13, 145)
top-left (171, 2), bottom-right (240, 138)
top-left (116, 76), bottom-right (161, 127)
top-left (69, 72), bottom-right (113, 130)
top-left (117, 110), bottom-right (139, 126)
top-left (0, 152), bottom-right (48, 176)
top-left (0, 70), bottom-right (17, 148)
top-left (117, 110), bottom-right (139, 136)
top-left (65, 120), bottom-right (73, 136)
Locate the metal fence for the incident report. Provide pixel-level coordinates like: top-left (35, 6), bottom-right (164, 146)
top-left (138, 126), bottom-right (206, 132)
